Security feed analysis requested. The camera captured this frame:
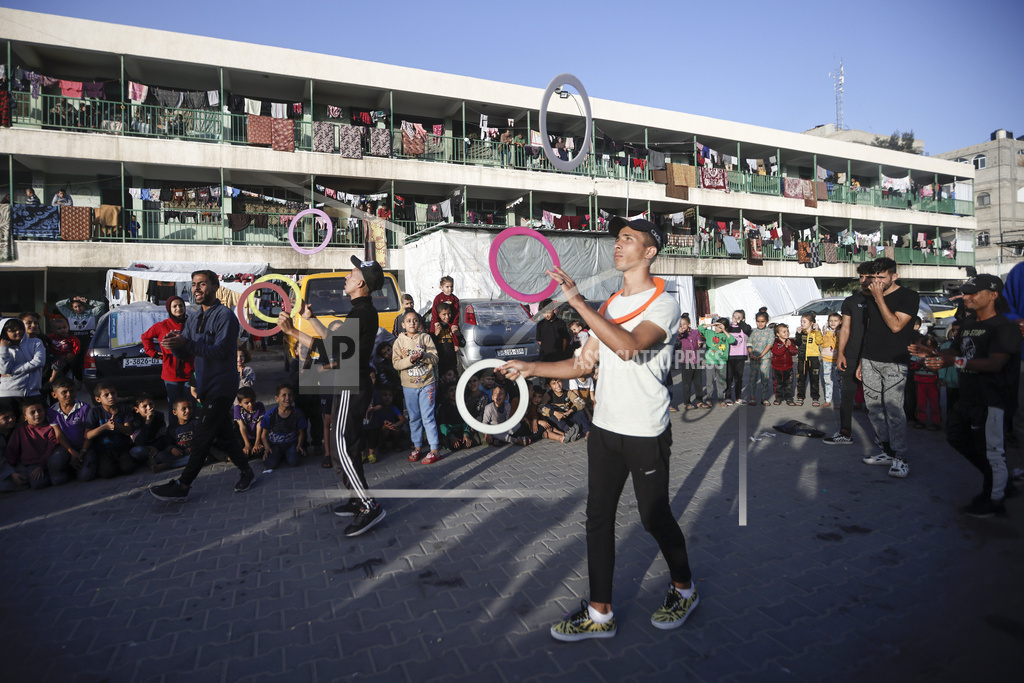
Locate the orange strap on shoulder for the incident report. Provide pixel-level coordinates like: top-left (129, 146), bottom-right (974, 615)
top-left (598, 277), bottom-right (666, 325)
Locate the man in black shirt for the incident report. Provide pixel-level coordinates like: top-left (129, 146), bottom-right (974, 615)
top-left (857, 258), bottom-right (919, 479)
top-left (825, 261), bottom-right (876, 445)
top-left (914, 274), bottom-right (1022, 517)
top-left (279, 256), bottom-right (386, 537)
top-left (536, 298), bottom-right (572, 363)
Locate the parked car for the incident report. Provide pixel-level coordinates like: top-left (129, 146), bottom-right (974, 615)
top-left (918, 291), bottom-right (958, 335)
top-left (84, 301), bottom-right (197, 397)
top-left (421, 298), bottom-right (539, 370)
top-left (284, 270), bottom-right (404, 362)
top-left (770, 296), bottom-right (935, 335)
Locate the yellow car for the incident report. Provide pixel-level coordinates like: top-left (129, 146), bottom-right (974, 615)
top-left (284, 270), bottom-right (404, 360)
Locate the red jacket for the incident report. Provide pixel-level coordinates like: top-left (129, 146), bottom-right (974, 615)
top-left (141, 318), bottom-right (194, 383)
top-left (771, 339), bottom-right (799, 371)
top-left (48, 334), bottom-right (80, 362)
top-left (5, 423), bottom-right (58, 467)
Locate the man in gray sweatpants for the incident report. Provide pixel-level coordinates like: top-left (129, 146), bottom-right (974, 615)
top-left (857, 257), bottom-right (919, 479)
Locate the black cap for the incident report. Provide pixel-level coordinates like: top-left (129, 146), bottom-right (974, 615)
top-left (959, 274), bottom-right (1004, 295)
top-left (608, 216), bottom-right (665, 253)
top-left (715, 317), bottom-right (731, 326)
top-left (350, 255), bottom-right (385, 293)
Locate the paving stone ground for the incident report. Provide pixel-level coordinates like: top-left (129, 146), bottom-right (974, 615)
top-left (2, 355), bottom-right (1023, 682)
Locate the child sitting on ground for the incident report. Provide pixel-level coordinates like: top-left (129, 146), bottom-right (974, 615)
top-left (257, 383), bottom-right (308, 472)
top-left (569, 372), bottom-right (595, 418)
top-left (483, 386), bottom-right (530, 446)
top-left (129, 393), bottom-right (167, 468)
top-left (1, 400), bottom-right (74, 490)
top-left (0, 403), bottom-right (19, 491)
top-left (233, 386), bottom-right (266, 460)
top-left (464, 375), bottom-right (489, 421)
top-left (771, 324), bottom-right (799, 405)
top-left (46, 377), bottom-right (95, 481)
top-left (85, 382), bottom-right (137, 478)
top-left (360, 387), bottom-right (407, 462)
top-left (539, 376), bottom-right (591, 441)
top-left (152, 398), bottom-right (195, 472)
top-left (524, 384), bottom-right (567, 443)
top-left (436, 383), bottom-right (475, 452)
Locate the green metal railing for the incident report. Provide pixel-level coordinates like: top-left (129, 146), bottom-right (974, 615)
top-left (8, 91), bottom-right (971, 218)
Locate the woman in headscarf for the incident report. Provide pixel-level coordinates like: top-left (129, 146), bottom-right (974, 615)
top-left (140, 296), bottom-right (193, 419)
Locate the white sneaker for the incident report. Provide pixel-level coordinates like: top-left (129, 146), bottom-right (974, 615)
top-left (862, 452), bottom-right (894, 465)
top-left (888, 458), bottom-right (910, 478)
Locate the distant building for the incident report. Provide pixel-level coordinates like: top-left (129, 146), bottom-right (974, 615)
top-left (803, 124), bottom-right (926, 155)
top-left (935, 129), bottom-right (1024, 275)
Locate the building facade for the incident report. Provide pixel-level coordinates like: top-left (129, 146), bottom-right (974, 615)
top-left (0, 9), bottom-right (976, 318)
top-left (935, 129), bottom-right (1024, 276)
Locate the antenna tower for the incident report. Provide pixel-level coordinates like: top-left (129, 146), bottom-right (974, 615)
top-left (830, 59), bottom-right (845, 130)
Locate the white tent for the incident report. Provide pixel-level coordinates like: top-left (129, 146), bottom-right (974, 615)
top-left (710, 276), bottom-right (821, 318)
top-left (404, 229), bottom-right (621, 307)
top-left (104, 260), bottom-right (270, 307)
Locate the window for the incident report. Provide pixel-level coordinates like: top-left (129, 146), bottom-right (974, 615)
top-left (977, 192), bottom-right (991, 207)
top-left (977, 231), bottom-right (990, 247)
top-left (955, 157), bottom-right (968, 164)
top-left (973, 154), bottom-right (987, 170)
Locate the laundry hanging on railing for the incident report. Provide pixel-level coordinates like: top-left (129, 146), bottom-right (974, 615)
top-left (880, 174), bottom-right (911, 193)
top-left (699, 168), bottom-right (729, 192)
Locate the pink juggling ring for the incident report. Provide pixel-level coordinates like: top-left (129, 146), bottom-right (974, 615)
top-left (237, 282), bottom-right (292, 337)
top-left (488, 227), bottom-right (561, 303)
top-left (288, 208), bottom-right (333, 255)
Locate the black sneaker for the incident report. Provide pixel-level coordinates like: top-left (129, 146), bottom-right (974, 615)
top-left (150, 478), bottom-right (189, 502)
top-left (344, 502), bottom-right (386, 537)
top-left (332, 499), bottom-right (362, 517)
top-left (960, 496), bottom-right (1007, 518)
top-left (234, 469), bottom-right (256, 493)
top-left (822, 432), bottom-right (853, 446)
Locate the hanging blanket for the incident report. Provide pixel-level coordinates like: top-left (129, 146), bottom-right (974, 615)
top-left (312, 121), bottom-right (335, 153)
top-left (271, 119), bottom-right (295, 152)
top-left (368, 219), bottom-right (387, 267)
top-left (247, 115), bottom-right (272, 146)
top-left (12, 205), bottom-right (61, 240)
top-left (60, 206), bottom-right (92, 241)
top-left (338, 125), bottom-right (363, 159)
top-left (699, 168), bottom-right (729, 192)
top-left (746, 238), bottom-right (763, 266)
top-left (782, 178), bottom-right (804, 199)
top-left (797, 241), bottom-right (811, 264)
top-left (402, 129), bottom-right (424, 156)
top-left (822, 242), bottom-right (838, 264)
top-left (228, 214), bottom-right (252, 232)
top-left (885, 246), bottom-right (895, 260)
top-left (804, 241), bottom-right (822, 269)
top-left (369, 129), bottom-right (391, 157)
top-left (0, 205), bottom-right (12, 260)
top-left (815, 181), bottom-right (827, 201)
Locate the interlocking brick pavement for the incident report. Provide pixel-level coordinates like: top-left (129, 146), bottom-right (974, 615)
top-left (2, 367), bottom-right (1023, 682)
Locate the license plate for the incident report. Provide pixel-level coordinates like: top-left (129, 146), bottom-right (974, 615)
top-left (496, 347), bottom-right (526, 357)
top-left (123, 356), bottom-right (161, 368)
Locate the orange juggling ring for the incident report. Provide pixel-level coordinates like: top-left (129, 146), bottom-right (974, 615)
top-left (598, 277), bottom-right (666, 324)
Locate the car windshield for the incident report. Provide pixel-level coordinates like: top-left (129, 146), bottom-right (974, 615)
top-left (797, 301), bottom-right (839, 317)
top-left (473, 302), bottom-right (530, 325)
top-left (305, 276), bottom-right (401, 316)
top-left (921, 295), bottom-right (952, 308)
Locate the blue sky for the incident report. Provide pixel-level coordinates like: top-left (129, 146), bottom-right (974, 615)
top-left (6, 0), bottom-right (1022, 153)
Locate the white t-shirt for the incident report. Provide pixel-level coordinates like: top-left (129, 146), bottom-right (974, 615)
top-left (592, 288), bottom-right (680, 437)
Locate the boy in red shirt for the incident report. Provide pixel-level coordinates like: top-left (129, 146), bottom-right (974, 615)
top-left (430, 276), bottom-right (460, 327)
top-left (771, 324), bottom-right (799, 406)
top-left (2, 400), bottom-right (75, 490)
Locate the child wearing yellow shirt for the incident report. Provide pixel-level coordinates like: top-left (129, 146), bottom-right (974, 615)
top-left (820, 313), bottom-right (842, 407)
top-left (794, 314), bottom-right (824, 406)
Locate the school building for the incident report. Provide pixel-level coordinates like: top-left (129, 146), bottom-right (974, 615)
top-left (0, 8), bottom-right (977, 318)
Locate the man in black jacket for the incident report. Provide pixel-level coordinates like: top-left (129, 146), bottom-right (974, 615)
top-left (150, 270), bottom-right (255, 501)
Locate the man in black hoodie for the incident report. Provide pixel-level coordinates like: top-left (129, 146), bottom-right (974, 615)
top-left (149, 270), bottom-right (255, 501)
